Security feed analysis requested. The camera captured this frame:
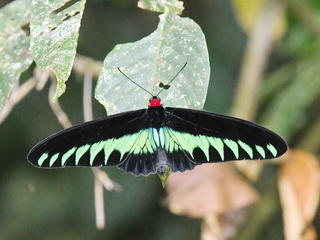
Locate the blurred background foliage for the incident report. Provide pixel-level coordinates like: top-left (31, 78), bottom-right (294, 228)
top-left (0, 0), bottom-right (319, 239)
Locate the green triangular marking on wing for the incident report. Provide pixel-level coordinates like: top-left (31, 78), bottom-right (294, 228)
top-left (119, 132), bottom-right (140, 158)
top-left (208, 137), bottom-right (224, 161)
top-left (131, 128), bottom-right (158, 155)
top-left (171, 130), bottom-right (197, 158)
top-left (198, 135), bottom-right (210, 161)
top-left (145, 137), bottom-right (154, 154)
top-left (75, 144), bottom-right (90, 165)
top-left (255, 145), bottom-right (265, 158)
top-left (138, 130), bottom-right (148, 151)
top-left (152, 128), bottom-right (160, 147)
top-left (141, 139), bottom-right (150, 155)
top-left (166, 127), bottom-right (195, 157)
top-left (161, 127), bottom-right (170, 152)
top-left (159, 127), bottom-right (165, 148)
top-left (49, 153), bottom-right (59, 167)
top-left (38, 152), bottom-right (48, 166)
top-left (148, 128), bottom-right (157, 151)
top-left (166, 128), bottom-right (181, 153)
top-left (223, 139), bottom-right (239, 159)
top-left (90, 141), bottom-right (106, 165)
top-left (238, 140), bottom-right (253, 159)
top-left (267, 143), bottom-right (277, 157)
top-left (62, 147), bottom-right (76, 165)
top-left (104, 138), bottom-right (115, 164)
top-left (163, 127), bottom-right (174, 152)
top-left (167, 129), bottom-right (186, 151)
top-left (168, 135), bottom-right (175, 153)
top-left (103, 131), bottom-right (141, 164)
top-left (132, 132), bottom-right (144, 155)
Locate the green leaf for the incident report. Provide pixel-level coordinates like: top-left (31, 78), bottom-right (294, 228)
top-left (138, 0), bottom-right (184, 14)
top-left (0, 0), bottom-right (33, 113)
top-left (95, 13), bottom-right (210, 115)
top-left (30, 0), bottom-right (86, 100)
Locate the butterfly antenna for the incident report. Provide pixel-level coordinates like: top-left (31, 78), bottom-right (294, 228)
top-left (117, 67), bottom-right (154, 97)
top-left (156, 62), bottom-right (188, 97)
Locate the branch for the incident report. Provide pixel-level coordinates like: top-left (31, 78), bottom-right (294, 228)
top-left (48, 78), bottom-right (73, 129)
top-left (0, 77), bottom-right (37, 124)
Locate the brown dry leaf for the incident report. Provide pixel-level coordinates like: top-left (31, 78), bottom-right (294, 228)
top-left (278, 149), bottom-right (320, 240)
top-left (302, 226), bottom-right (317, 240)
top-left (201, 215), bottom-right (224, 240)
top-left (165, 163), bottom-right (259, 239)
top-left (166, 163), bottom-right (259, 217)
top-left (235, 161), bottom-right (264, 181)
top-left (201, 208), bottom-right (251, 240)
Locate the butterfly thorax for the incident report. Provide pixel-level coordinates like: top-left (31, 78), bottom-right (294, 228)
top-left (146, 105), bottom-right (167, 128)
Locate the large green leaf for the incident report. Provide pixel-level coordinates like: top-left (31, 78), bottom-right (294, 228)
top-left (95, 13), bottom-right (210, 115)
top-left (0, 0), bottom-right (33, 113)
top-left (30, 0), bottom-right (86, 100)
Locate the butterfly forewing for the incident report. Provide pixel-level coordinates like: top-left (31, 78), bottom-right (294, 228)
top-left (27, 109), bottom-right (148, 169)
top-left (164, 107), bottom-right (287, 163)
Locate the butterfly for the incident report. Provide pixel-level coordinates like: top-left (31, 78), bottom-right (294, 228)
top-left (27, 64), bottom-right (288, 186)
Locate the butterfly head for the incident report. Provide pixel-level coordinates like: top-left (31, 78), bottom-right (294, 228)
top-left (149, 96), bottom-right (162, 107)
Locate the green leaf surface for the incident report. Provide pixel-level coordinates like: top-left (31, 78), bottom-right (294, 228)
top-left (95, 13), bottom-right (210, 115)
top-left (0, 0), bottom-right (33, 113)
top-left (30, 0), bottom-right (86, 100)
top-left (138, 0), bottom-right (184, 14)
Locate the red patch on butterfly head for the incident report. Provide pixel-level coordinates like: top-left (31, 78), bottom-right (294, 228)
top-left (149, 97), bottom-right (162, 107)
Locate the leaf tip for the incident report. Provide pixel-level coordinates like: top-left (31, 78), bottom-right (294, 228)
top-left (52, 81), bottom-right (66, 101)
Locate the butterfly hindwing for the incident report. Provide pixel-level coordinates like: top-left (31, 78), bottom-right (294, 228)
top-left (163, 107), bottom-right (288, 163)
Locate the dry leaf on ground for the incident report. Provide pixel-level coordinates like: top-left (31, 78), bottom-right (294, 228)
top-left (278, 149), bottom-right (320, 240)
top-left (165, 163), bottom-right (259, 239)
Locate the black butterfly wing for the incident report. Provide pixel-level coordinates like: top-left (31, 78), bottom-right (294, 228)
top-left (27, 105), bottom-right (288, 178)
top-left (27, 109), bottom-right (161, 176)
top-left (163, 107), bottom-right (287, 165)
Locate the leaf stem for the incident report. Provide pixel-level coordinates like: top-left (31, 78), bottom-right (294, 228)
top-left (0, 77), bottom-right (37, 124)
top-left (83, 70), bottom-right (93, 122)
